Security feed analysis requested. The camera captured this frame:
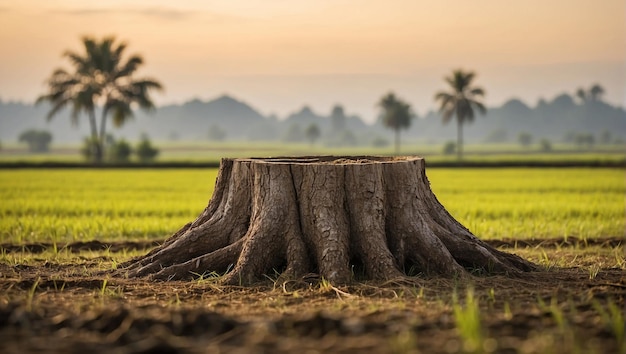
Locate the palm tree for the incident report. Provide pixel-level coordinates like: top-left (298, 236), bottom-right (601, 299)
top-left (37, 36), bottom-right (163, 162)
top-left (575, 87), bottom-right (588, 103)
top-left (576, 84), bottom-right (605, 104)
top-left (378, 92), bottom-right (414, 154)
top-left (434, 69), bottom-right (486, 160)
top-left (589, 84), bottom-right (605, 102)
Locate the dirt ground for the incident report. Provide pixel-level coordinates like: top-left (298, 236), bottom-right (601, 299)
top-left (1, 238), bottom-right (624, 354)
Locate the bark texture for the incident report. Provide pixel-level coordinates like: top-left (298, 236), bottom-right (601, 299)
top-left (122, 156), bottom-right (535, 285)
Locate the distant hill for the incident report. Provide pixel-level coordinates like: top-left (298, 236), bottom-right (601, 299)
top-left (133, 95), bottom-right (266, 141)
top-left (1, 93), bottom-right (624, 145)
top-left (406, 94), bottom-right (626, 143)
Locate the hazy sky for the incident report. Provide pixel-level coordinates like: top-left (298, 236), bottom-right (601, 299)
top-left (0, 0), bottom-right (624, 122)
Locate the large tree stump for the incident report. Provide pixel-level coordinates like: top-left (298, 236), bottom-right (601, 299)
top-left (122, 156), bottom-right (535, 285)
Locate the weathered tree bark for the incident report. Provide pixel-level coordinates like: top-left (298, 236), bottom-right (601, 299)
top-left (121, 156), bottom-right (535, 285)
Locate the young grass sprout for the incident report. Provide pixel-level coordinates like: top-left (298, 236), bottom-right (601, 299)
top-left (26, 277), bottom-right (40, 311)
top-left (453, 287), bottom-right (494, 353)
top-left (593, 299), bottom-right (625, 351)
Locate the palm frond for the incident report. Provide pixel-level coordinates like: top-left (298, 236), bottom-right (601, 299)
top-left (46, 99), bottom-right (71, 122)
top-left (434, 91), bottom-right (453, 102)
top-left (465, 100), bottom-right (475, 122)
top-left (115, 56), bottom-right (144, 79)
top-left (470, 87), bottom-right (485, 97)
top-left (106, 99), bottom-right (134, 127)
top-left (444, 75), bottom-right (456, 91)
top-left (113, 41), bottom-right (128, 60)
top-left (63, 51), bottom-right (88, 71)
top-left (461, 71), bottom-right (475, 89)
top-left (472, 100), bottom-right (487, 115)
top-left (441, 108), bottom-right (454, 124)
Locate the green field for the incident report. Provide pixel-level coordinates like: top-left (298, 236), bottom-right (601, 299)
top-left (0, 168), bottom-right (623, 244)
top-left (1, 140), bottom-right (625, 165)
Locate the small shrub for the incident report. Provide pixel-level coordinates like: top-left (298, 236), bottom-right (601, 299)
top-left (207, 124), bottom-right (226, 141)
top-left (518, 132), bottom-right (533, 148)
top-left (540, 139), bottom-right (552, 152)
top-left (575, 133), bottom-right (595, 150)
top-left (136, 137), bottom-right (159, 163)
top-left (80, 137), bottom-right (99, 162)
top-left (110, 139), bottom-right (132, 162)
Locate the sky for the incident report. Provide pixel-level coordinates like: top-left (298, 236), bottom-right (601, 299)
top-left (0, 0), bottom-right (624, 122)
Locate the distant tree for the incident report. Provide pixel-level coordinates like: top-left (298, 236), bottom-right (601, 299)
top-left (483, 128), bottom-right (508, 143)
top-left (576, 84), bottom-right (605, 104)
top-left (575, 133), bottom-right (595, 150)
top-left (305, 123), bottom-right (321, 145)
top-left (442, 141), bottom-right (457, 155)
top-left (104, 133), bottom-right (115, 146)
top-left (563, 131), bottom-right (577, 143)
top-left (539, 139), bottom-right (552, 152)
top-left (518, 132), bottom-right (533, 148)
top-left (110, 139), bottom-right (132, 162)
top-left (589, 84), bottom-right (605, 102)
top-left (377, 92), bottom-right (414, 154)
top-left (283, 123), bottom-right (304, 142)
top-left (330, 105), bottom-right (347, 132)
top-left (81, 137), bottom-right (99, 161)
top-left (434, 69), bottom-right (487, 160)
top-left (37, 36), bottom-right (162, 163)
top-left (18, 129), bottom-right (53, 152)
top-left (207, 124), bottom-right (226, 141)
top-left (585, 134), bottom-right (595, 149)
top-left (575, 88), bottom-right (588, 104)
top-left (600, 130), bottom-right (612, 145)
top-left (136, 135), bottom-right (159, 162)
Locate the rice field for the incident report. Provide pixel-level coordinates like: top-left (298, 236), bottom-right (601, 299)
top-left (1, 167), bottom-right (625, 354)
top-left (0, 168), bottom-right (623, 244)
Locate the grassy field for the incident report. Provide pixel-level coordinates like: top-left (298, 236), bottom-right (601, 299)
top-left (0, 167), bottom-right (624, 354)
top-left (0, 168), bottom-right (623, 244)
top-left (1, 141), bottom-right (625, 165)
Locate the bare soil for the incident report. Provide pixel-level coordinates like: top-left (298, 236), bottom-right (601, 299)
top-left (1, 236), bottom-right (621, 254)
top-left (1, 239), bottom-right (624, 354)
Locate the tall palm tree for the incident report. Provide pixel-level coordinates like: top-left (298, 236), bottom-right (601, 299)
top-left (434, 69), bottom-right (486, 160)
top-left (37, 36), bottom-right (163, 162)
top-left (378, 92), bottom-right (414, 154)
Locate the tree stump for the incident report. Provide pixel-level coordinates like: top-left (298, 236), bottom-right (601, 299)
top-left (122, 156), bottom-right (535, 285)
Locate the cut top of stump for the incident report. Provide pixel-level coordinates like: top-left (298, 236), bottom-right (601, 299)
top-left (240, 155), bottom-right (424, 165)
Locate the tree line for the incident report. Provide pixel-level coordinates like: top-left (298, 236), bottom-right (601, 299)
top-left (33, 36), bottom-right (619, 162)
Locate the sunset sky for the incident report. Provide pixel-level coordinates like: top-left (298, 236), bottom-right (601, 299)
top-left (0, 0), bottom-right (624, 122)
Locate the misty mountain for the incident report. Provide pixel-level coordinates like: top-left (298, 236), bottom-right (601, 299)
top-left (133, 95), bottom-right (266, 141)
top-left (1, 93), bottom-right (624, 145)
top-left (404, 94), bottom-right (625, 143)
